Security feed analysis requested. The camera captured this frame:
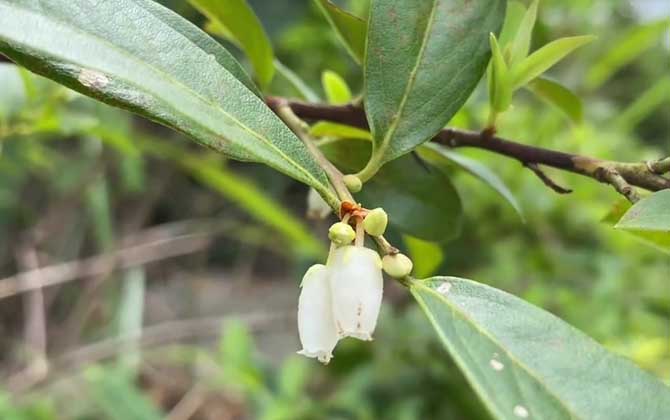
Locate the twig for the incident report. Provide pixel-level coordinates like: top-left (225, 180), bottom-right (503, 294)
top-left (524, 163), bottom-right (573, 194)
top-left (595, 167), bottom-right (641, 203)
top-left (272, 99), bottom-right (353, 207)
top-left (165, 383), bottom-right (207, 420)
top-left (0, 232), bottom-right (212, 300)
top-left (266, 97), bottom-right (670, 201)
top-left (8, 312), bottom-right (291, 394)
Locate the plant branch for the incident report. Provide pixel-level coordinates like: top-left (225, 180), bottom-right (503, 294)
top-left (271, 99), bottom-right (354, 207)
top-left (266, 97), bottom-right (670, 202)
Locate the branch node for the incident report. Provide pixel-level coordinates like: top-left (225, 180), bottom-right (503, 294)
top-left (524, 163), bottom-right (573, 194)
top-left (595, 167), bottom-right (641, 203)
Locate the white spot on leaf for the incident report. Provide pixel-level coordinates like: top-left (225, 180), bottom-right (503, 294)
top-left (436, 282), bottom-right (451, 295)
top-left (489, 358), bottom-right (504, 371)
top-left (78, 69), bottom-right (109, 89)
top-left (513, 405), bottom-right (529, 418)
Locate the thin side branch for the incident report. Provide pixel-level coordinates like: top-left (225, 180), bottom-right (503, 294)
top-left (524, 163), bottom-right (573, 194)
top-left (267, 97), bottom-right (670, 202)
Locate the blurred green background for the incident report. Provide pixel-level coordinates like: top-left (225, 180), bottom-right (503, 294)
top-left (0, 0), bottom-right (668, 418)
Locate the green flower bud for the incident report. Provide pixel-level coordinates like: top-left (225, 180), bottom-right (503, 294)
top-left (343, 175), bottom-right (362, 193)
top-left (363, 208), bottom-right (388, 237)
top-left (382, 253), bottom-right (413, 278)
top-left (328, 222), bottom-right (356, 245)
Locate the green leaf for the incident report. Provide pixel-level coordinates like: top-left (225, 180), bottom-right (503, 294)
top-left (586, 19), bottom-right (670, 89)
top-left (321, 70), bottom-right (352, 105)
top-left (188, 0), bottom-right (275, 88)
top-left (511, 35), bottom-right (596, 88)
top-left (508, 0), bottom-right (538, 66)
top-left (411, 277), bottom-right (670, 420)
top-left (0, 0), bottom-right (337, 206)
top-left (85, 367), bottom-right (164, 420)
top-left (420, 143), bottom-right (523, 220)
top-left (361, 0), bottom-right (505, 180)
top-left (314, 0), bottom-right (367, 64)
top-left (323, 140), bottom-right (463, 242)
top-left (310, 121), bottom-right (372, 141)
top-left (404, 235), bottom-right (444, 278)
top-left (603, 197), bottom-right (670, 255)
top-left (616, 190), bottom-right (670, 232)
top-left (527, 76), bottom-right (583, 123)
top-left (488, 34), bottom-right (512, 113)
top-left (498, 1), bottom-right (526, 49)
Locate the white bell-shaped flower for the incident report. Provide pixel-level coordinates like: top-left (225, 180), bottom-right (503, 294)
top-left (328, 246), bottom-right (383, 341)
top-left (297, 264), bottom-right (339, 364)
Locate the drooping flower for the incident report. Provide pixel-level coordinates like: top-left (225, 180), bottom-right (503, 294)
top-left (297, 264), bottom-right (339, 364)
top-left (328, 245), bottom-right (383, 341)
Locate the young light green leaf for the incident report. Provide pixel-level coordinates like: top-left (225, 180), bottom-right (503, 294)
top-left (587, 19), bottom-right (670, 89)
top-left (420, 143), bottom-right (523, 220)
top-left (321, 70), bottom-right (352, 105)
top-left (528, 76), bottom-right (583, 123)
top-left (508, 0), bottom-right (538, 66)
top-left (310, 121), bottom-right (372, 141)
top-left (189, 0), bottom-right (275, 88)
top-left (511, 35), bottom-right (596, 88)
top-left (498, 1), bottom-right (526, 49)
top-left (361, 0), bottom-right (506, 181)
top-left (411, 277), bottom-right (670, 420)
top-left (603, 197), bottom-right (670, 255)
top-left (404, 236), bottom-right (444, 278)
top-left (0, 0), bottom-right (337, 207)
top-left (488, 34), bottom-right (512, 113)
top-left (314, 0), bottom-right (367, 64)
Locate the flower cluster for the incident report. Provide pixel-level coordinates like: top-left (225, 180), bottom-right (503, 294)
top-left (297, 206), bottom-right (413, 364)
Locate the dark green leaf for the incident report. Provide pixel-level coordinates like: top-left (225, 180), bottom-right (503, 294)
top-left (314, 0), bottom-right (367, 64)
top-left (362, 0), bottom-right (505, 179)
top-left (189, 0), bottom-right (275, 88)
top-left (420, 144), bottom-right (523, 219)
top-left (528, 76), bottom-right (583, 123)
top-left (0, 0), bottom-right (337, 206)
top-left (411, 277), bottom-right (670, 420)
top-left (323, 140), bottom-right (463, 242)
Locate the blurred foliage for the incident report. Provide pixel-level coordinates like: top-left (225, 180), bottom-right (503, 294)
top-left (0, 0), bottom-right (668, 418)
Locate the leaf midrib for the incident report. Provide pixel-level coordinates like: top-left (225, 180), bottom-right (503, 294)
top-left (0, 1), bottom-right (326, 191)
top-left (412, 280), bottom-right (581, 419)
top-left (374, 0), bottom-right (439, 160)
